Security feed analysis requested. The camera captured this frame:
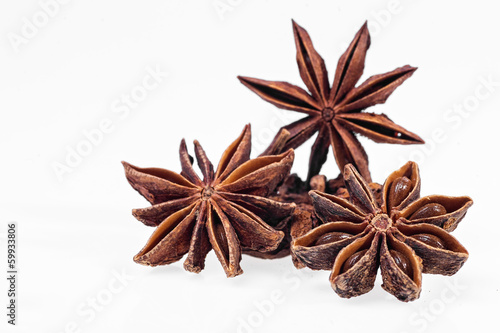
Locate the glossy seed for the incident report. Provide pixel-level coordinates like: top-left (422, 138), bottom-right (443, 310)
top-left (214, 223), bottom-right (229, 256)
top-left (390, 250), bottom-right (413, 277)
top-left (315, 232), bottom-right (352, 246)
top-left (341, 249), bottom-right (368, 273)
top-left (388, 176), bottom-right (412, 209)
top-left (409, 203), bottom-right (447, 220)
top-left (410, 233), bottom-right (446, 249)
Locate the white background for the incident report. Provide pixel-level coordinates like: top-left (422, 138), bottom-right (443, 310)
top-left (1, 1), bottom-right (499, 332)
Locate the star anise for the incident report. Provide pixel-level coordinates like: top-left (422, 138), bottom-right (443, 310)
top-left (291, 162), bottom-right (472, 301)
top-left (122, 125), bottom-right (296, 277)
top-left (238, 20), bottom-right (424, 183)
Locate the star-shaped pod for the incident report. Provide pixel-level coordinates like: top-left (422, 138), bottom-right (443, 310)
top-left (122, 125), bottom-right (296, 277)
top-left (291, 162), bottom-right (472, 301)
top-left (239, 21), bottom-right (424, 183)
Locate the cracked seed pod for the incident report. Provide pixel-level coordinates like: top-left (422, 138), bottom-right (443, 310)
top-left (122, 125), bottom-right (296, 277)
top-left (291, 161), bottom-right (472, 301)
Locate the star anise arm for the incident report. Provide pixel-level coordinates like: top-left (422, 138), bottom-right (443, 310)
top-left (306, 125), bottom-right (330, 182)
top-left (133, 203), bottom-right (199, 266)
top-left (194, 140), bottom-right (215, 184)
top-left (290, 189), bottom-right (369, 270)
top-left (122, 161), bottom-right (199, 205)
top-left (394, 221), bottom-right (468, 275)
top-left (337, 112), bottom-right (424, 144)
top-left (329, 22), bottom-right (370, 105)
top-left (237, 76), bottom-right (322, 115)
top-left (183, 200), bottom-right (212, 273)
top-left (218, 149), bottom-right (294, 197)
top-left (309, 190), bottom-right (366, 223)
top-left (379, 231), bottom-right (423, 302)
top-left (335, 65), bottom-right (417, 113)
top-left (396, 195), bottom-right (473, 231)
top-left (214, 196), bottom-right (284, 252)
top-left (216, 192), bottom-right (295, 228)
top-left (259, 116), bottom-right (321, 159)
top-left (291, 221), bottom-right (369, 270)
top-left (208, 200), bottom-right (243, 277)
top-left (259, 128), bottom-right (290, 157)
top-left (292, 20), bottom-right (329, 104)
top-left (381, 161), bottom-right (421, 213)
top-left (213, 124), bottom-right (251, 183)
top-left (289, 209), bottom-right (315, 268)
top-left (330, 230), bottom-right (379, 298)
top-left (179, 139), bottom-right (203, 186)
top-left (329, 122), bottom-right (371, 182)
top-left (132, 196), bottom-right (200, 226)
top-left (276, 116), bottom-right (322, 152)
top-left (343, 164), bottom-right (378, 214)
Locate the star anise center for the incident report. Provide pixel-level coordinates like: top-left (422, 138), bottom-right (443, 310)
top-left (201, 186), bottom-right (215, 200)
top-left (321, 107), bottom-right (335, 122)
top-left (370, 213), bottom-right (392, 231)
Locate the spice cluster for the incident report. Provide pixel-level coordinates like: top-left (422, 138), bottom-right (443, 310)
top-left (122, 21), bottom-right (472, 302)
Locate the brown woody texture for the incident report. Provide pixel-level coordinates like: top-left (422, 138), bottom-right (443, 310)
top-left (239, 20), bottom-right (424, 184)
top-left (122, 125), bottom-right (296, 277)
top-left (291, 162), bottom-right (472, 302)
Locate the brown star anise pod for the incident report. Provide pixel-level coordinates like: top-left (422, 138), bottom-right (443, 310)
top-left (291, 162), bottom-right (472, 301)
top-left (238, 20), bottom-right (424, 183)
top-left (122, 125), bottom-right (296, 277)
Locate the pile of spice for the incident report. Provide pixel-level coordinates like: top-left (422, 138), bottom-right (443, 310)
top-left (122, 20), bottom-right (473, 302)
